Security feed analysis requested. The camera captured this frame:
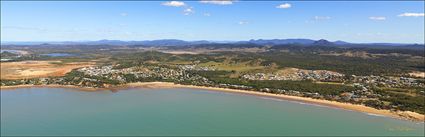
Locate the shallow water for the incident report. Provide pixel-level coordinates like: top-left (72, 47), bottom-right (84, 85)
top-left (1, 87), bottom-right (424, 136)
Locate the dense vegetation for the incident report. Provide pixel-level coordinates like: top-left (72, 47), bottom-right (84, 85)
top-left (0, 51), bottom-right (18, 58)
top-left (373, 87), bottom-right (425, 114)
top-left (193, 70), bottom-right (358, 95)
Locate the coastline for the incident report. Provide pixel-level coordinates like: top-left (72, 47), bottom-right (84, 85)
top-left (1, 82), bottom-right (424, 122)
top-left (0, 84), bottom-right (104, 92)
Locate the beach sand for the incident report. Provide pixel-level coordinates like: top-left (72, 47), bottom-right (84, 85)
top-left (1, 82), bottom-right (424, 122)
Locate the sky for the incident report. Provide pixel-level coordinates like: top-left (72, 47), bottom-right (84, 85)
top-left (1, 1), bottom-right (424, 43)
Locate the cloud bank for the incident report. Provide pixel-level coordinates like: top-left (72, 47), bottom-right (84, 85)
top-left (200, 0), bottom-right (234, 5)
top-left (398, 13), bottom-right (424, 17)
top-left (369, 16), bottom-right (386, 20)
top-left (162, 1), bottom-right (186, 7)
top-left (276, 3), bottom-right (291, 9)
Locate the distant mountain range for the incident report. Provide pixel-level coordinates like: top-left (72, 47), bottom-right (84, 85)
top-left (2, 39), bottom-right (424, 50)
top-left (1, 39), bottom-right (212, 46)
top-left (238, 39), bottom-right (316, 45)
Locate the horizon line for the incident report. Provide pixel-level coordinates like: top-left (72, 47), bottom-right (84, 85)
top-left (1, 38), bottom-right (424, 45)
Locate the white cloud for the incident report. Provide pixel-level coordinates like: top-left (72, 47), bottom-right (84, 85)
top-left (398, 13), bottom-right (424, 17)
top-left (200, 0), bottom-right (233, 5)
top-left (369, 16), bottom-right (386, 21)
top-left (314, 16), bottom-right (331, 20)
top-left (162, 1), bottom-right (186, 7)
top-left (276, 3), bottom-right (291, 9)
top-left (238, 21), bottom-right (248, 25)
top-left (161, 1), bottom-right (194, 15)
top-left (120, 13), bottom-right (128, 17)
top-left (183, 7), bottom-right (194, 15)
top-left (203, 13), bottom-right (211, 16)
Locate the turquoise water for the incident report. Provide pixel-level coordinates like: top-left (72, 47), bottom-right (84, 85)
top-left (1, 87), bottom-right (424, 136)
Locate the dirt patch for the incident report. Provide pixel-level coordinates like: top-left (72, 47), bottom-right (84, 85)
top-left (321, 51), bottom-right (374, 59)
top-left (159, 51), bottom-right (200, 55)
top-left (409, 72), bottom-right (425, 78)
top-left (1, 60), bottom-right (94, 80)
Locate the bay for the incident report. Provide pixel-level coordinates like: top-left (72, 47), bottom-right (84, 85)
top-left (1, 87), bottom-right (424, 136)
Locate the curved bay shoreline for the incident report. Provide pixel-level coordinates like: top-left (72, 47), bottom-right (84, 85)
top-left (1, 82), bottom-right (424, 122)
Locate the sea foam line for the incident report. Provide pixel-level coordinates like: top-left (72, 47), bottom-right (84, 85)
top-left (257, 96), bottom-right (331, 108)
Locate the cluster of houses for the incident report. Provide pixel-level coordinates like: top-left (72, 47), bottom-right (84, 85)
top-left (178, 65), bottom-right (216, 71)
top-left (352, 75), bottom-right (424, 88)
top-left (79, 66), bottom-right (115, 76)
top-left (241, 69), bottom-right (345, 82)
top-left (74, 64), bottom-right (212, 85)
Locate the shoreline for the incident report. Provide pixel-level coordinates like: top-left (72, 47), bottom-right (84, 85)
top-left (1, 82), bottom-right (424, 122)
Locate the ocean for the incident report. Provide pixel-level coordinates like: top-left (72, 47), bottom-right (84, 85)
top-left (1, 87), bottom-right (424, 136)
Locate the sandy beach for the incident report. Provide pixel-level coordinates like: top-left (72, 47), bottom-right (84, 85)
top-left (1, 82), bottom-right (424, 122)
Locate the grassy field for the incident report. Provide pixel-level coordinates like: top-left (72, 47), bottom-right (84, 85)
top-left (198, 61), bottom-right (265, 72)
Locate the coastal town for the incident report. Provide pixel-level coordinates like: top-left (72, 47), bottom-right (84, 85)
top-left (2, 62), bottom-right (424, 116)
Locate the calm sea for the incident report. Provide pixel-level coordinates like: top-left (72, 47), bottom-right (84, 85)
top-left (1, 87), bottom-right (424, 136)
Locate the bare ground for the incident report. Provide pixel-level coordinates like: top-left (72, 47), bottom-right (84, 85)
top-left (1, 60), bottom-right (94, 80)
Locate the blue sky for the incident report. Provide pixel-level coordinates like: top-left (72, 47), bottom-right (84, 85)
top-left (1, 1), bottom-right (424, 43)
